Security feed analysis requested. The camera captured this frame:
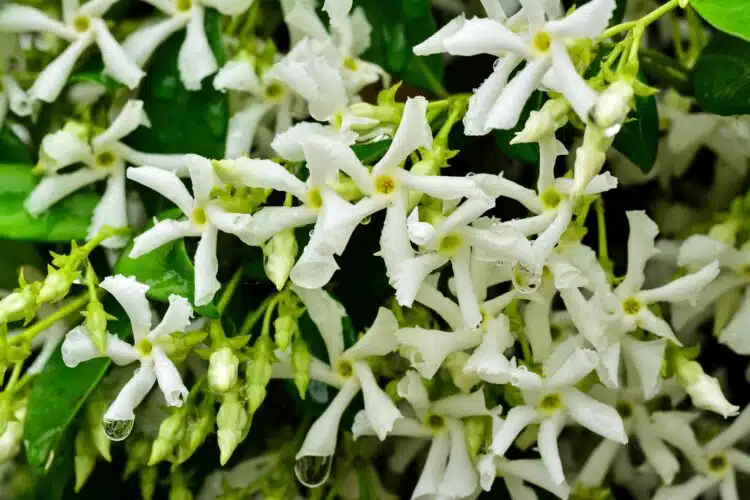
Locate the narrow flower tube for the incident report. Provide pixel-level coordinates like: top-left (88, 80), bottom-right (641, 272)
top-left (152, 347), bottom-right (188, 407)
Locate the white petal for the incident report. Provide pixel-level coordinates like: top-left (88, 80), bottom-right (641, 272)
top-left (203, 205), bottom-right (254, 239)
top-left (621, 337), bottom-right (665, 399)
top-left (61, 325), bottom-right (138, 367)
top-left (529, 201), bottom-right (573, 271)
top-left (577, 437), bottom-right (621, 487)
top-left (94, 100), bottom-right (149, 150)
top-left (558, 287), bottom-right (609, 350)
top-left (636, 308), bottom-right (681, 344)
top-left (296, 377), bottom-right (360, 459)
top-left (352, 412), bottom-right (430, 440)
top-left (152, 347), bottom-right (188, 406)
top-left (637, 261), bottom-right (720, 304)
top-left (464, 54), bottom-right (523, 136)
top-left (104, 364), bottom-right (157, 421)
top-left (548, 42), bottom-right (597, 121)
top-left (413, 14), bottom-right (466, 55)
top-left (352, 361), bottom-right (401, 440)
top-left (88, 166), bottom-right (129, 248)
top-left (312, 191), bottom-right (383, 256)
top-left (185, 154), bottom-right (218, 202)
top-left (522, 291), bottom-right (554, 361)
top-left (545, 347), bottom-right (598, 388)
top-left (500, 458), bottom-right (570, 499)
top-left (396, 370), bottom-right (431, 420)
top-left (412, 432), bottom-right (451, 499)
top-left (194, 226), bottom-right (221, 306)
top-left (93, 20), bottom-right (145, 89)
top-left (289, 244), bottom-right (340, 289)
top-left (122, 16), bottom-right (187, 67)
top-left (486, 58), bottom-right (550, 130)
top-left (39, 128), bottom-right (92, 173)
top-left (651, 411), bottom-right (705, 466)
top-left (538, 412), bottom-right (566, 485)
top-left (478, 454), bottom-right (499, 492)
top-left (302, 135), bottom-right (370, 193)
top-left (216, 157), bottom-right (308, 201)
top-left (414, 281), bottom-right (463, 332)
top-left (2, 76), bottom-right (32, 117)
top-left (466, 225), bottom-right (534, 264)
top-left (595, 342), bottom-right (620, 389)
top-left (632, 408), bottom-right (679, 485)
top-left (78, 0), bottom-right (120, 17)
top-left (24, 168), bottom-right (108, 216)
top-left (677, 234), bottom-right (738, 268)
top-left (429, 196), bottom-right (496, 245)
top-left (394, 327), bottom-right (482, 379)
top-left (464, 316), bottom-right (515, 383)
top-left (491, 405), bottom-right (539, 455)
top-left (402, 172), bottom-right (482, 200)
top-left (201, 0), bottom-right (254, 16)
top-left (342, 308), bottom-right (399, 359)
top-left (130, 219), bottom-right (200, 258)
top-left (148, 294), bottom-right (193, 339)
top-left (322, 0), bottom-right (352, 26)
top-left (373, 96), bottom-right (433, 175)
top-left (224, 102), bottom-right (273, 159)
top-left (481, 0), bottom-right (510, 20)
top-left (285, 1), bottom-right (330, 41)
top-left (239, 206), bottom-right (316, 246)
top-left (432, 389), bottom-right (491, 419)
top-left (291, 285), bottom-right (346, 365)
top-left (615, 210), bottom-right (659, 297)
top-left (546, 0), bottom-right (616, 39)
top-left (213, 60), bottom-right (260, 92)
top-left (127, 166), bottom-right (194, 215)
top-left (100, 275), bottom-right (153, 337)
top-left (28, 33), bottom-right (94, 103)
top-left (178, 7), bottom-right (218, 90)
top-left (271, 122), bottom-right (356, 162)
top-left (437, 419), bottom-right (479, 498)
top-left (379, 193), bottom-right (415, 281)
top-left (111, 143), bottom-right (187, 173)
top-left (0, 4), bottom-right (75, 39)
top-left (563, 388), bottom-right (628, 443)
top-left (443, 17), bottom-right (529, 57)
top-left (393, 253), bottom-right (449, 307)
top-left (653, 476), bottom-right (717, 500)
top-left (451, 248), bottom-right (482, 329)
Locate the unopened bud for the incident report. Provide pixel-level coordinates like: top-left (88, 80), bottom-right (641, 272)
top-left (708, 220), bottom-right (739, 246)
top-left (677, 360), bottom-right (739, 418)
top-left (74, 429), bottom-right (96, 492)
top-left (169, 470), bottom-right (193, 500)
top-left (0, 286), bottom-right (37, 324)
top-left (177, 413), bottom-right (213, 464)
top-left (594, 81), bottom-right (634, 129)
top-left (0, 421), bottom-right (22, 462)
top-left (208, 347), bottom-right (239, 393)
top-left (149, 409), bottom-right (186, 465)
top-left (572, 127), bottom-right (609, 196)
top-left (124, 439), bottom-right (151, 478)
top-left (512, 98), bottom-right (569, 144)
top-left (245, 336), bottom-right (274, 413)
top-left (38, 268), bottom-right (77, 304)
top-left (291, 336), bottom-right (310, 398)
top-left (274, 315), bottom-right (296, 351)
top-left (464, 416), bottom-right (488, 459)
top-left (217, 393), bottom-right (248, 465)
top-left (140, 466), bottom-right (158, 500)
top-left (263, 229), bottom-right (297, 291)
top-left (83, 300), bottom-right (109, 353)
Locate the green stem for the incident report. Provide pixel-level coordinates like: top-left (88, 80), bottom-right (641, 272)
top-left (600, 0), bottom-right (680, 39)
top-left (414, 58), bottom-right (449, 99)
top-left (239, 295), bottom-right (274, 336)
top-left (260, 294), bottom-right (281, 338)
top-left (11, 293), bottom-right (91, 344)
top-left (217, 266), bottom-right (244, 316)
top-left (595, 198), bottom-right (615, 283)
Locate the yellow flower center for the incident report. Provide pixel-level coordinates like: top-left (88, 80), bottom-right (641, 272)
top-left (192, 206), bottom-right (207, 226)
top-left (538, 393), bottom-right (562, 413)
top-left (532, 31), bottom-right (552, 53)
top-left (137, 338), bottom-right (153, 356)
top-left (540, 188), bottom-right (562, 210)
top-left (95, 151), bottom-right (116, 168)
top-left (426, 413), bottom-right (445, 431)
top-left (615, 400), bottom-right (632, 419)
top-left (343, 57), bottom-right (358, 71)
top-left (175, 0), bottom-right (192, 11)
top-left (621, 297), bottom-right (641, 315)
top-left (374, 174), bottom-right (396, 195)
top-left (307, 187), bottom-right (323, 210)
top-left (264, 82), bottom-right (284, 100)
top-left (337, 360), bottom-right (353, 378)
top-left (707, 453), bottom-right (729, 477)
top-left (73, 15), bottom-right (90, 33)
top-left (438, 233), bottom-right (463, 255)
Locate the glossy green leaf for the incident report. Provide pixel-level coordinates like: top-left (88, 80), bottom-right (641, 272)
top-left (0, 164), bottom-right (99, 242)
top-left (351, 139), bottom-right (392, 164)
top-left (126, 8), bottom-right (228, 158)
top-left (612, 92), bottom-right (659, 173)
top-left (693, 33), bottom-right (750, 116)
top-left (114, 212), bottom-right (218, 317)
top-left (493, 91), bottom-right (546, 165)
top-left (690, 0), bottom-right (750, 42)
top-left (23, 300), bottom-right (130, 474)
top-left (0, 241), bottom-right (43, 289)
top-left (354, 0), bottom-right (444, 94)
top-left (0, 126), bottom-right (34, 164)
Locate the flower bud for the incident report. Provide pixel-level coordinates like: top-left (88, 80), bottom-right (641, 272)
top-left (291, 336), bottom-right (311, 398)
top-left (38, 267), bottom-right (77, 304)
top-left (245, 336), bottom-right (275, 413)
top-left (83, 300), bottom-right (109, 353)
top-left (594, 81), bottom-right (634, 129)
top-left (208, 347), bottom-right (239, 393)
top-left (273, 315), bottom-right (296, 351)
top-left (148, 409), bottom-right (186, 465)
top-left (512, 98), bottom-right (569, 144)
top-left (677, 360), bottom-right (739, 418)
top-left (169, 470), bottom-right (193, 500)
top-left (177, 412), bottom-right (214, 464)
top-left (464, 416), bottom-right (488, 459)
top-left (140, 466), bottom-right (158, 500)
top-left (217, 393), bottom-right (248, 465)
top-left (74, 429), bottom-right (97, 492)
top-left (124, 438), bottom-right (151, 478)
top-left (708, 220), bottom-right (739, 246)
top-left (0, 285), bottom-right (37, 324)
top-left (0, 420), bottom-right (22, 462)
top-left (572, 126), bottom-right (609, 196)
top-left (263, 229), bottom-right (297, 291)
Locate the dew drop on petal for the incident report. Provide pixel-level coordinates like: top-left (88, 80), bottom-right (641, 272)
top-left (512, 262), bottom-right (541, 294)
top-left (294, 455), bottom-right (333, 488)
top-left (102, 417), bottom-right (134, 442)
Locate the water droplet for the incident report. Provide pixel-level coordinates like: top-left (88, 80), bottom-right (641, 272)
top-left (102, 417), bottom-right (134, 441)
top-left (512, 262), bottom-right (541, 294)
top-left (603, 123), bottom-right (622, 137)
top-left (308, 380), bottom-right (330, 404)
top-left (294, 455), bottom-right (333, 488)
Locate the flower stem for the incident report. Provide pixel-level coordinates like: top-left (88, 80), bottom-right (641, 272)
top-left (600, 0), bottom-right (680, 40)
top-left (11, 293), bottom-right (91, 344)
top-left (217, 266), bottom-right (245, 316)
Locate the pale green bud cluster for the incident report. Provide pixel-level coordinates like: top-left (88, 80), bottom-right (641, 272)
top-left (216, 392), bottom-right (248, 465)
top-left (208, 347), bottom-right (240, 393)
top-left (263, 229), bottom-right (297, 291)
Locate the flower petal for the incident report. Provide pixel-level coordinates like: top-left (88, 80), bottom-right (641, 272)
top-left (486, 58), bottom-right (550, 130)
top-left (637, 261), bottom-right (720, 304)
top-left (104, 364), bottom-right (157, 421)
top-left (414, 281), bottom-right (463, 332)
top-left (0, 4), bottom-right (75, 39)
top-left (302, 134), bottom-right (370, 193)
top-left (545, 0), bottom-right (616, 39)
top-left (122, 16), bottom-right (188, 67)
top-left (379, 193), bottom-right (415, 281)
top-left (443, 17), bottom-right (529, 57)
top-left (25, 168), bottom-right (108, 216)
top-left (548, 42), bottom-right (598, 121)
top-left (88, 166), bottom-right (129, 248)
top-left (290, 285), bottom-right (346, 365)
top-left (93, 19), bottom-right (145, 89)
top-left (194, 225), bottom-right (221, 306)
top-left (373, 96), bottom-right (432, 174)
top-left (127, 166), bottom-right (194, 215)
top-left (93, 100), bottom-right (149, 151)
top-left (130, 219), bottom-right (200, 258)
top-left (289, 245), bottom-right (340, 289)
top-left (437, 418), bottom-right (479, 497)
top-left (201, 0), bottom-right (254, 16)
top-left (413, 13), bottom-right (466, 55)
top-left (464, 54), bottom-right (523, 136)
top-left (636, 308), bottom-right (681, 344)
top-left (353, 361), bottom-right (402, 440)
top-left (538, 412), bottom-right (566, 485)
top-left (342, 307), bottom-right (399, 359)
top-left (563, 388), bottom-right (628, 444)
top-left (621, 337), bottom-right (666, 399)
top-left (393, 253), bottom-right (450, 307)
top-left (491, 405), bottom-right (539, 455)
top-left (149, 294), bottom-right (193, 340)
top-left (432, 389), bottom-right (491, 419)
top-left (271, 122), bottom-right (356, 162)
top-left (545, 347), bottom-right (598, 388)
top-left (224, 102), bottom-right (274, 159)
top-left (178, 7), bottom-right (218, 90)
top-left (61, 325), bottom-right (138, 367)
top-left (28, 33), bottom-right (94, 103)
top-left (396, 370), bottom-right (431, 420)
top-left (100, 275), bottom-right (153, 337)
top-left (394, 327), bottom-right (482, 379)
top-left (214, 157), bottom-right (308, 201)
top-left (616, 210), bottom-right (659, 297)
top-left (152, 346), bottom-right (188, 406)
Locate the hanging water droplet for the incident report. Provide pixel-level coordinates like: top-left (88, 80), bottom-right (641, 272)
top-left (294, 455), bottom-right (333, 488)
top-left (102, 417), bottom-right (134, 442)
top-left (512, 262), bottom-right (541, 294)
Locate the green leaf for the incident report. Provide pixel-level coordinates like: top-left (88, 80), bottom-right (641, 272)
top-left (351, 139), bottom-right (392, 164)
top-left (0, 241), bottom-right (43, 289)
top-left (0, 126), bottom-right (34, 164)
top-left (354, 0), bottom-right (444, 93)
top-left (690, 0), bottom-right (750, 42)
top-left (0, 164), bottom-right (99, 242)
top-left (693, 33), bottom-right (750, 116)
top-left (114, 212), bottom-right (218, 317)
top-left (126, 8), bottom-right (228, 158)
top-left (23, 300), bottom-right (130, 475)
top-left (23, 429), bottom-right (74, 500)
top-left (612, 91), bottom-right (659, 173)
top-left (493, 91), bottom-right (546, 165)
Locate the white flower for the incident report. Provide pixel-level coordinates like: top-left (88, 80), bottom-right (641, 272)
top-left (127, 155), bottom-right (257, 305)
top-left (25, 100), bottom-right (153, 248)
top-left (479, 453), bottom-right (570, 499)
top-left (0, 2), bottom-right (144, 102)
top-left (61, 275), bottom-right (193, 423)
top-left (414, 0), bottom-right (617, 134)
top-left (0, 73), bottom-right (32, 128)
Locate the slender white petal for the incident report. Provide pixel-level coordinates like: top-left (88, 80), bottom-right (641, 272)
top-left (632, 407), bottom-right (679, 485)
top-left (464, 316), bottom-right (515, 383)
top-left (25, 168), bottom-right (108, 216)
top-left (303, 135), bottom-right (370, 193)
top-left (545, 347), bottom-right (598, 388)
top-left (374, 96), bottom-right (432, 174)
top-left (413, 14), bottom-right (466, 55)
top-left (491, 406), bottom-right (539, 455)
top-left (291, 285), bottom-right (346, 365)
top-left (352, 361), bottom-right (401, 440)
top-left (500, 458), bottom-right (571, 499)
top-left (216, 157), bottom-right (308, 201)
top-left (653, 476), bottom-right (717, 500)
top-left (636, 308), bottom-right (681, 344)
top-left (379, 193), bottom-right (415, 281)
top-left (127, 166), bottom-right (194, 215)
top-left (271, 122), bottom-right (356, 162)
top-left (720, 287), bottom-right (750, 354)
top-left (396, 370), bottom-right (431, 420)
top-left (296, 377), bottom-right (360, 459)
top-left (111, 143), bottom-right (187, 173)
top-left (486, 58), bottom-right (550, 130)
top-left (93, 20), bottom-right (145, 89)
top-left (412, 432), bottom-right (451, 499)
top-left (342, 308), bottom-right (399, 359)
top-left (289, 244), bottom-right (339, 289)
top-left (523, 288), bottom-right (554, 361)
top-left (464, 54), bottom-right (523, 136)
top-left (621, 337), bottom-right (665, 399)
top-left (558, 287), bottom-right (609, 350)
top-left (727, 449), bottom-right (750, 474)
top-left (545, 0), bottom-right (616, 39)
top-left (394, 327), bottom-right (482, 379)
top-left (151, 346), bottom-right (188, 406)
top-left (393, 253), bottom-right (450, 307)
top-left (443, 17), bottom-right (529, 57)
top-left (178, 7), bottom-right (218, 90)
top-left (402, 172), bottom-right (481, 200)
top-left (203, 205), bottom-right (254, 240)
top-left (577, 437), bottom-right (621, 487)
top-left (100, 275), bottom-right (153, 337)
top-left (122, 16), bottom-right (188, 67)
top-left (0, 4), bottom-right (76, 39)
top-left (429, 196), bottom-right (495, 244)
top-left (352, 412), bottom-right (431, 439)
top-left (185, 154), bottom-right (217, 203)
top-left (61, 326), bottom-right (138, 367)
top-left (451, 248), bottom-right (482, 329)
top-left (78, 0), bottom-right (120, 17)
top-left (2, 76), bottom-right (32, 117)
top-left (475, 175), bottom-right (542, 213)
top-left (130, 219), bottom-right (200, 258)
top-left (651, 411), bottom-right (705, 466)
top-left (322, 0), bottom-right (352, 25)
top-left (39, 127), bottom-right (92, 173)
top-left (28, 33), bottom-right (94, 103)
top-left (538, 412), bottom-right (566, 485)
top-left (94, 100), bottom-right (149, 150)
top-left (549, 42), bottom-right (598, 120)
top-left (213, 60), bottom-right (260, 92)
top-left (237, 206), bottom-right (316, 246)
top-left (432, 389), bottom-right (491, 419)
top-left (225, 102), bottom-right (273, 159)
top-left (617, 210), bottom-right (659, 297)
top-left (149, 294), bottom-right (193, 340)
top-left (637, 261), bottom-right (720, 304)
top-left (88, 166), bottom-right (129, 248)
top-left (529, 201), bottom-right (573, 271)
top-left (285, 1), bottom-right (330, 41)
top-left (438, 419), bottom-right (478, 497)
top-left (677, 234), bottom-right (738, 268)
top-left (194, 225), bottom-right (221, 306)
top-left (563, 388), bottom-right (628, 444)
top-left (104, 364), bottom-right (157, 421)
top-left (414, 282), bottom-right (463, 332)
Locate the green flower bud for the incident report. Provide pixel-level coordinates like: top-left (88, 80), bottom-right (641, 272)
top-left (217, 393), bottom-right (249, 465)
top-left (245, 336), bottom-right (274, 413)
top-left (177, 412), bottom-right (214, 464)
top-left (124, 438), bottom-right (151, 479)
top-left (148, 409), bottom-right (187, 465)
top-left (38, 267), bottom-right (77, 304)
top-left (291, 336), bottom-right (310, 398)
top-left (85, 397), bottom-right (111, 461)
top-left (74, 429), bottom-right (97, 492)
top-left (208, 347), bottom-right (239, 393)
top-left (82, 300), bottom-right (109, 354)
top-left (464, 416), bottom-right (488, 459)
top-left (0, 286), bottom-right (38, 324)
top-left (263, 229), bottom-right (297, 291)
top-left (140, 467), bottom-right (158, 500)
top-left (273, 315), bottom-right (296, 351)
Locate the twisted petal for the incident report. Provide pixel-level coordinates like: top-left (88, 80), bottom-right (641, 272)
top-left (414, 281), bottom-right (463, 331)
top-left (545, 346), bottom-right (598, 388)
top-left (103, 364), bottom-right (157, 421)
top-left (271, 121), bottom-right (356, 162)
top-left (289, 244), bottom-right (339, 289)
top-left (412, 432), bottom-right (451, 499)
top-left (546, 0), bottom-right (616, 39)
top-left (616, 210), bottom-right (659, 297)
top-left (29, 33), bottom-right (94, 103)
top-left (413, 14), bottom-right (465, 56)
top-left (538, 412), bottom-right (566, 485)
top-left (130, 219), bottom-right (200, 258)
top-left (373, 96), bottom-right (432, 175)
top-left (100, 275), bottom-right (153, 337)
top-left (122, 15), bottom-right (188, 67)
top-left (393, 253), bottom-right (450, 307)
top-left (93, 19), bottom-right (145, 89)
top-left (61, 325), bottom-right (138, 367)
top-left (2, 75), bottom-right (32, 117)
top-left (432, 389), bottom-right (492, 419)
top-left (637, 261), bottom-right (719, 304)
top-left (93, 100), bottom-right (149, 150)
top-left (548, 42), bottom-right (598, 120)
top-left (451, 248), bottom-right (482, 329)
top-left (216, 157), bottom-right (308, 201)
top-left (396, 370), bottom-right (431, 420)
top-left (353, 361), bottom-right (402, 440)
top-left (39, 128), bottom-right (92, 173)
top-left (111, 143), bottom-right (187, 174)
top-left (621, 337), bottom-right (666, 399)
top-left (486, 58), bottom-right (550, 131)
top-left (225, 102), bottom-right (273, 159)
top-left (499, 458), bottom-right (571, 499)
top-left (291, 285), bottom-right (346, 365)
top-left (491, 406), bottom-right (539, 455)
top-left (152, 346), bottom-right (188, 407)
top-left (437, 418), bottom-right (479, 498)
top-left (464, 54), bottom-right (523, 136)
top-left (0, 4), bottom-right (75, 39)
top-left (636, 307), bottom-right (681, 344)
top-left (194, 225), bottom-right (221, 306)
top-left (149, 294), bottom-right (193, 339)
top-left (443, 17), bottom-right (529, 57)
top-left (563, 388), bottom-right (627, 444)
top-left (342, 308), bottom-right (399, 359)
top-left (465, 315), bottom-right (516, 383)
top-left (88, 166), bottom-right (129, 248)
top-left (302, 135), bottom-right (371, 194)
top-left (379, 193), bottom-right (415, 281)
top-left (127, 166), bottom-right (194, 215)
top-left (25, 168), bottom-right (108, 216)
top-left (178, 6), bottom-right (218, 90)
top-left (394, 327), bottom-right (482, 379)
